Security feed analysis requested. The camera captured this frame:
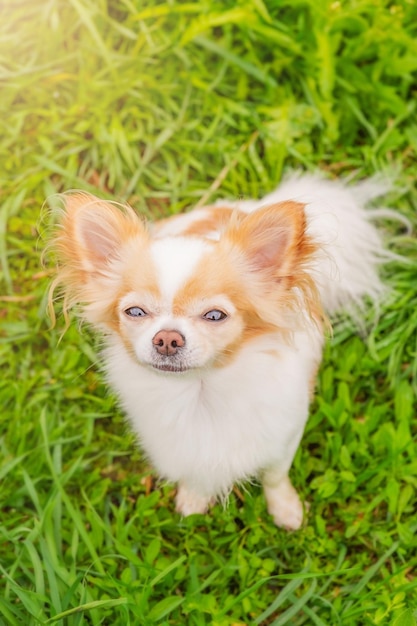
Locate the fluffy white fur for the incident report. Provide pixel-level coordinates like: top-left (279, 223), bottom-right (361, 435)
top-left (211, 174), bottom-right (391, 313)
top-left (52, 174), bottom-right (391, 529)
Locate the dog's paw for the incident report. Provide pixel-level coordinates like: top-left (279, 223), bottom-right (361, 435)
top-left (264, 477), bottom-right (304, 531)
top-left (175, 485), bottom-right (213, 517)
top-left (268, 494), bottom-right (304, 530)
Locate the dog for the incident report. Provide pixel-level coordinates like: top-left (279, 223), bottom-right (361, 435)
top-left (49, 174), bottom-right (390, 529)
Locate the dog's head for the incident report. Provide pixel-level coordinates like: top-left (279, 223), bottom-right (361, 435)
top-left (49, 193), bottom-right (321, 373)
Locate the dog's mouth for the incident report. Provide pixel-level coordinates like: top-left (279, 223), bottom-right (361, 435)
top-left (152, 363), bottom-right (189, 373)
top-left (145, 350), bottom-right (202, 374)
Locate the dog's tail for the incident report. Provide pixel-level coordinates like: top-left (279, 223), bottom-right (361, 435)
top-left (257, 173), bottom-right (405, 318)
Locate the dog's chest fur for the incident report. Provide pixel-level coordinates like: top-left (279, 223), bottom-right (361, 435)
top-left (104, 328), bottom-right (322, 497)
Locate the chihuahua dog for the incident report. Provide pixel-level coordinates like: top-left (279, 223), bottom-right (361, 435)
top-left (50, 174), bottom-right (389, 529)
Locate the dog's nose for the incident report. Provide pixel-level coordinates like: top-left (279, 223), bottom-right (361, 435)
top-left (152, 330), bottom-right (185, 356)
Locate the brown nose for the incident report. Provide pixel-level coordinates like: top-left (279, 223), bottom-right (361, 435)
top-left (152, 330), bottom-right (185, 356)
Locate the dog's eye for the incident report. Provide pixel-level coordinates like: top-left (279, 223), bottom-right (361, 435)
top-left (202, 309), bottom-right (227, 322)
top-left (124, 306), bottom-right (148, 318)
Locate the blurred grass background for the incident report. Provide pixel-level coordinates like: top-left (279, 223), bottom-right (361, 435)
top-left (1, 0), bottom-right (417, 624)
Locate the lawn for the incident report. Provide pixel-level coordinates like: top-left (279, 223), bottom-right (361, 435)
top-left (1, 0), bottom-right (417, 624)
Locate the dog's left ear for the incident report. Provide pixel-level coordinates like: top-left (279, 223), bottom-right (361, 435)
top-left (224, 201), bottom-right (315, 285)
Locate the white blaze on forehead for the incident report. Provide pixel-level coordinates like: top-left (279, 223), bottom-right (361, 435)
top-left (150, 236), bottom-right (211, 307)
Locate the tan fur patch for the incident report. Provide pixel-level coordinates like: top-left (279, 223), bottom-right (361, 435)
top-left (154, 206), bottom-right (235, 240)
top-left (181, 206), bottom-right (235, 237)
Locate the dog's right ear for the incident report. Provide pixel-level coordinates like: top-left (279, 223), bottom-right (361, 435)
top-left (55, 192), bottom-right (146, 275)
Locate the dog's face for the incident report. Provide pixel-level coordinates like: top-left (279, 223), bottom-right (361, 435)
top-left (51, 193), bottom-right (319, 373)
top-left (115, 236), bottom-right (246, 373)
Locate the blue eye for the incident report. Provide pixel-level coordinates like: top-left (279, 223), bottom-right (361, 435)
top-left (202, 309), bottom-right (227, 322)
top-left (124, 307), bottom-right (148, 318)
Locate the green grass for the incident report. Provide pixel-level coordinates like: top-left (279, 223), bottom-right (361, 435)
top-left (1, 0), bottom-right (417, 624)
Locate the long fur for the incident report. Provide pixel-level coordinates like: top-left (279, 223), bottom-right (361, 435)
top-left (49, 174), bottom-right (392, 529)
top-left (214, 173), bottom-right (392, 313)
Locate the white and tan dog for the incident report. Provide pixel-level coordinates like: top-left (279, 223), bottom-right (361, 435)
top-left (50, 174), bottom-right (388, 529)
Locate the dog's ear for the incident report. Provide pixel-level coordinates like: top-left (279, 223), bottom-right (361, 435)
top-left (54, 193), bottom-right (146, 275)
top-left (224, 201), bottom-right (315, 286)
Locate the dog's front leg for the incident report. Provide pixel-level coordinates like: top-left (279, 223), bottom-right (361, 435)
top-left (175, 484), bottom-right (214, 517)
top-left (262, 469), bottom-right (304, 530)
